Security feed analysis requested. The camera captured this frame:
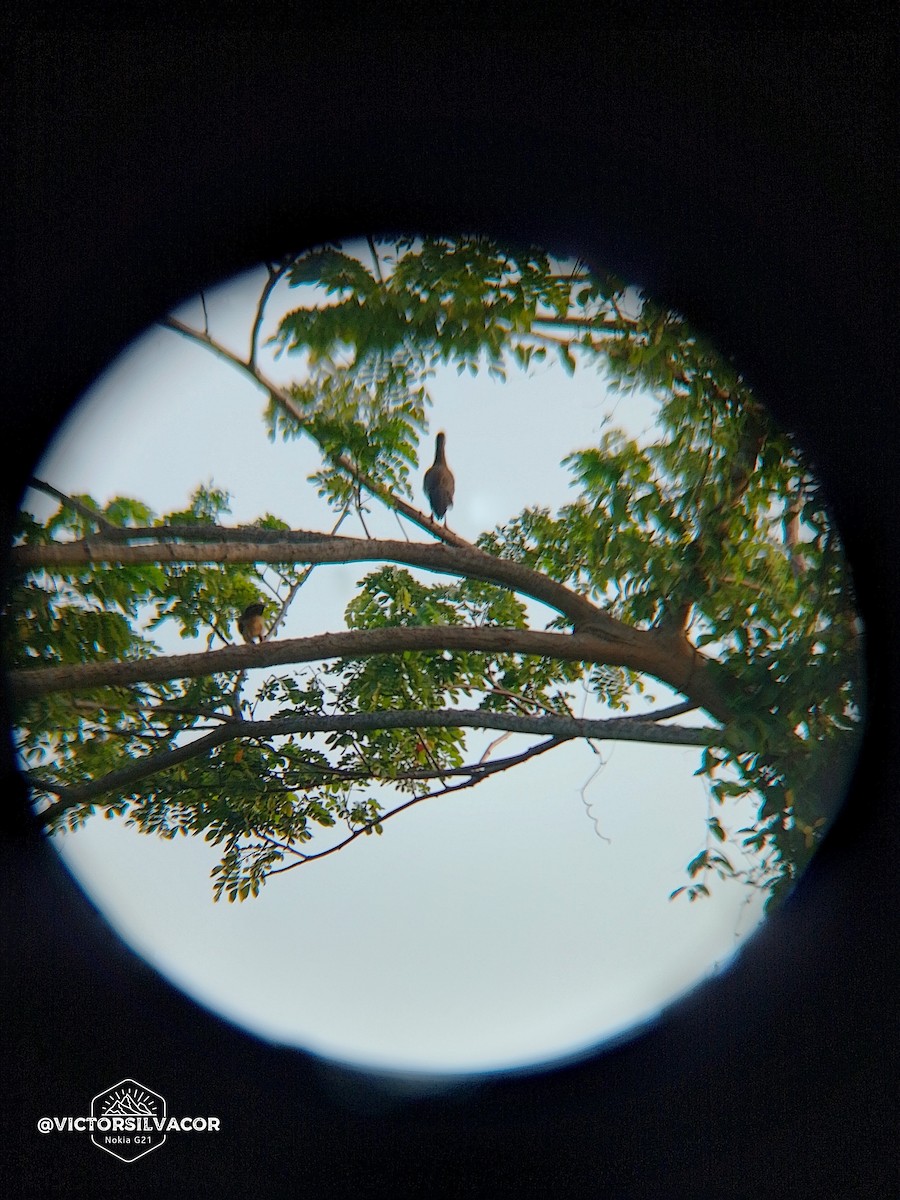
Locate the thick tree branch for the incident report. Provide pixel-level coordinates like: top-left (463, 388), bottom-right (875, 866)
top-left (15, 522), bottom-right (339, 547)
top-left (32, 707), bottom-right (714, 826)
top-left (12, 530), bottom-right (637, 640)
top-left (12, 529), bottom-right (729, 715)
top-left (268, 706), bottom-right (691, 875)
top-left (9, 623), bottom-right (730, 720)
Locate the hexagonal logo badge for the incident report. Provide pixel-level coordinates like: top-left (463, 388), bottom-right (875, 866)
top-left (90, 1079), bottom-right (167, 1162)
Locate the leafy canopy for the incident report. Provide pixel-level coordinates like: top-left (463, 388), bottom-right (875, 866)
top-left (6, 235), bottom-right (863, 907)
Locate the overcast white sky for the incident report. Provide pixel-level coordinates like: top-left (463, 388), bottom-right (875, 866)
top-left (24, 247), bottom-right (769, 1078)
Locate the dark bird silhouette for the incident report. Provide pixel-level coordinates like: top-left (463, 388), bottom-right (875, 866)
top-left (237, 602), bottom-right (267, 644)
top-left (423, 431), bottom-right (455, 523)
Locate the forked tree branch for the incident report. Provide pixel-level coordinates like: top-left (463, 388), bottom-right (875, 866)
top-left (160, 315), bottom-right (470, 549)
top-left (267, 736), bottom-right (572, 872)
top-left (32, 706), bottom-right (714, 825)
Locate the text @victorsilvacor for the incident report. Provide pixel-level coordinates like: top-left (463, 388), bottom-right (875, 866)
top-left (37, 1115), bottom-right (220, 1133)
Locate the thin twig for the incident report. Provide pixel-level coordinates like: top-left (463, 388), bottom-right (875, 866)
top-left (249, 261), bottom-right (290, 369)
top-left (268, 732), bottom-right (566, 786)
top-left (355, 490), bottom-right (373, 539)
top-left (393, 507), bottom-right (411, 542)
top-left (366, 235), bottom-right (384, 285)
top-left (579, 755), bottom-right (612, 844)
top-left (268, 736), bottom-right (568, 874)
top-left (478, 730), bottom-right (513, 764)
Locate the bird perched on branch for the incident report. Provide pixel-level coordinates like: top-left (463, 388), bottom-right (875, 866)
top-left (237, 602), bottom-right (268, 644)
top-left (423, 431), bottom-right (455, 523)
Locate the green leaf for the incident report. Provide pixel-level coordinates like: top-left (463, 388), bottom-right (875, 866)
top-left (707, 817), bottom-right (727, 842)
top-left (557, 343), bottom-right (576, 375)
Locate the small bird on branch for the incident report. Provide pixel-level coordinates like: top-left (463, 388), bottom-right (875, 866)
top-left (237, 602), bottom-right (268, 644)
top-left (423, 431), bottom-right (455, 524)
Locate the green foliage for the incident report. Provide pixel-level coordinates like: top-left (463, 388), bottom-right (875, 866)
top-left (5, 235), bottom-right (864, 906)
top-left (268, 372), bottom-right (427, 508)
top-left (326, 566), bottom-right (588, 782)
top-left (277, 238), bottom-right (583, 376)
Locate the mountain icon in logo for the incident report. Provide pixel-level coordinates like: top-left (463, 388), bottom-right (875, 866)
top-left (91, 1079), bottom-right (166, 1162)
top-left (99, 1083), bottom-right (159, 1117)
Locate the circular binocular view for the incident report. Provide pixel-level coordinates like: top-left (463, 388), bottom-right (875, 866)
top-left (5, 235), bottom-right (865, 1077)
